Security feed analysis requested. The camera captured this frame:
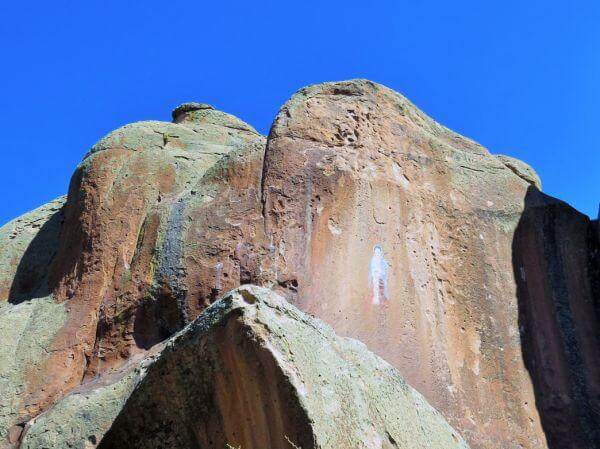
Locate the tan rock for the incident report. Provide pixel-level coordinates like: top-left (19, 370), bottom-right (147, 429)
top-left (0, 196), bottom-right (65, 302)
top-left (0, 106), bottom-right (265, 440)
top-left (260, 79), bottom-right (599, 449)
top-left (0, 198), bottom-right (67, 446)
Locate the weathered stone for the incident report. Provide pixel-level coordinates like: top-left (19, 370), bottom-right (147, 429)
top-left (20, 286), bottom-right (470, 449)
top-left (171, 102), bottom-right (257, 133)
top-left (496, 154), bottom-right (542, 189)
top-left (0, 196), bottom-right (65, 302)
top-left (1, 80), bottom-right (598, 449)
top-left (0, 106), bottom-right (265, 441)
top-left (512, 187), bottom-right (600, 448)
top-left (260, 80), bottom-right (599, 449)
top-left (19, 360), bottom-right (145, 449)
top-left (0, 198), bottom-right (67, 447)
top-left (172, 101), bottom-right (215, 119)
top-left (0, 296), bottom-right (67, 448)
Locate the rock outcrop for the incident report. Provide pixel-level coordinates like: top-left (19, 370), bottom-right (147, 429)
top-left (495, 154), bottom-right (542, 190)
top-left (0, 79), bottom-right (598, 449)
top-left (0, 197), bottom-right (67, 446)
top-left (19, 286), bottom-right (470, 449)
top-left (0, 106), bottom-right (266, 446)
top-left (260, 80), bottom-right (599, 449)
top-left (0, 196), bottom-right (65, 302)
top-left (261, 80), bottom-right (544, 447)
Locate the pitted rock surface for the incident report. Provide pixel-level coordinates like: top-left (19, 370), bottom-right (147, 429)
top-left (259, 80), bottom-right (600, 449)
top-left (0, 80), bottom-right (598, 449)
top-left (0, 106), bottom-right (265, 442)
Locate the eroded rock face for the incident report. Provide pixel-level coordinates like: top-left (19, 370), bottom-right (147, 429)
top-left (0, 197), bottom-right (67, 446)
top-left (260, 80), bottom-right (545, 448)
top-left (0, 106), bottom-right (265, 443)
top-left (260, 80), bottom-right (599, 449)
top-left (52, 106), bottom-right (265, 377)
top-left (496, 154), bottom-right (542, 190)
top-left (20, 286), bottom-right (470, 449)
top-left (0, 196), bottom-right (65, 302)
top-left (1, 80), bottom-right (598, 449)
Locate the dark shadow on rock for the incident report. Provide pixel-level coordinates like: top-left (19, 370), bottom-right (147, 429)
top-left (8, 207), bottom-right (64, 304)
top-left (512, 185), bottom-right (600, 449)
top-left (99, 303), bottom-right (315, 449)
top-left (132, 287), bottom-right (186, 350)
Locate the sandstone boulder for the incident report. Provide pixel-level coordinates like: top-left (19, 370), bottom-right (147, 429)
top-left (0, 196), bottom-right (65, 301)
top-left (512, 187), bottom-right (600, 449)
top-left (20, 286), bottom-right (470, 449)
top-left (260, 80), bottom-right (544, 448)
top-left (0, 197), bottom-right (66, 446)
top-left (496, 154), bottom-right (542, 190)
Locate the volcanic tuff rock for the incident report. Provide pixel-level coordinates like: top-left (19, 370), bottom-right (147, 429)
top-left (0, 106), bottom-right (265, 447)
top-left (260, 80), bottom-right (599, 449)
top-left (19, 286), bottom-right (470, 449)
top-left (0, 197), bottom-right (67, 445)
top-left (0, 79), bottom-right (598, 449)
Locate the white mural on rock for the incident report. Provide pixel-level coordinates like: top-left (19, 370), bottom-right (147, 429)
top-left (215, 262), bottom-right (223, 290)
top-left (369, 245), bottom-right (390, 305)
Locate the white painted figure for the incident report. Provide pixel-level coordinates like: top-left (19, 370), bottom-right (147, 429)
top-left (215, 262), bottom-right (223, 290)
top-left (369, 245), bottom-right (390, 305)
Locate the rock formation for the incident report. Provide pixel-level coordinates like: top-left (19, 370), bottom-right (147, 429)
top-left (260, 81), bottom-right (599, 449)
top-left (0, 80), bottom-right (597, 449)
top-left (18, 286), bottom-right (469, 449)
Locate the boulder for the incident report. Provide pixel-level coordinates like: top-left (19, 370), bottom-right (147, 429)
top-left (512, 187), bottom-right (600, 448)
top-left (20, 286), bottom-right (470, 449)
top-left (0, 196), bottom-right (65, 301)
top-left (495, 154), bottom-right (542, 189)
top-left (0, 105), bottom-right (265, 440)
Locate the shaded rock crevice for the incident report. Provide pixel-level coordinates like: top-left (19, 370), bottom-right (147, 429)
top-left (6, 197), bottom-right (66, 304)
top-left (513, 186), bottom-right (600, 449)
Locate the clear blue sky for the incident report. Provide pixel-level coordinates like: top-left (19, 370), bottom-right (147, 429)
top-left (1, 1), bottom-right (598, 223)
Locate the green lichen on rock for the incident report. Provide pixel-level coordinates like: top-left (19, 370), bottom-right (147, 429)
top-left (221, 286), bottom-right (469, 449)
top-left (496, 154), bottom-right (542, 190)
top-left (0, 198), bottom-right (68, 444)
top-left (0, 196), bottom-right (65, 301)
top-left (20, 359), bottom-right (151, 449)
top-left (19, 285), bottom-right (469, 448)
top-left (0, 84), bottom-right (566, 449)
top-left (0, 296), bottom-right (67, 445)
top-left (171, 102), bottom-right (258, 134)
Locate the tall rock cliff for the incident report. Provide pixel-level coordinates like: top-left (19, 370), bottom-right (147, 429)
top-left (260, 80), bottom-right (600, 449)
top-left (0, 80), bottom-right (597, 449)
